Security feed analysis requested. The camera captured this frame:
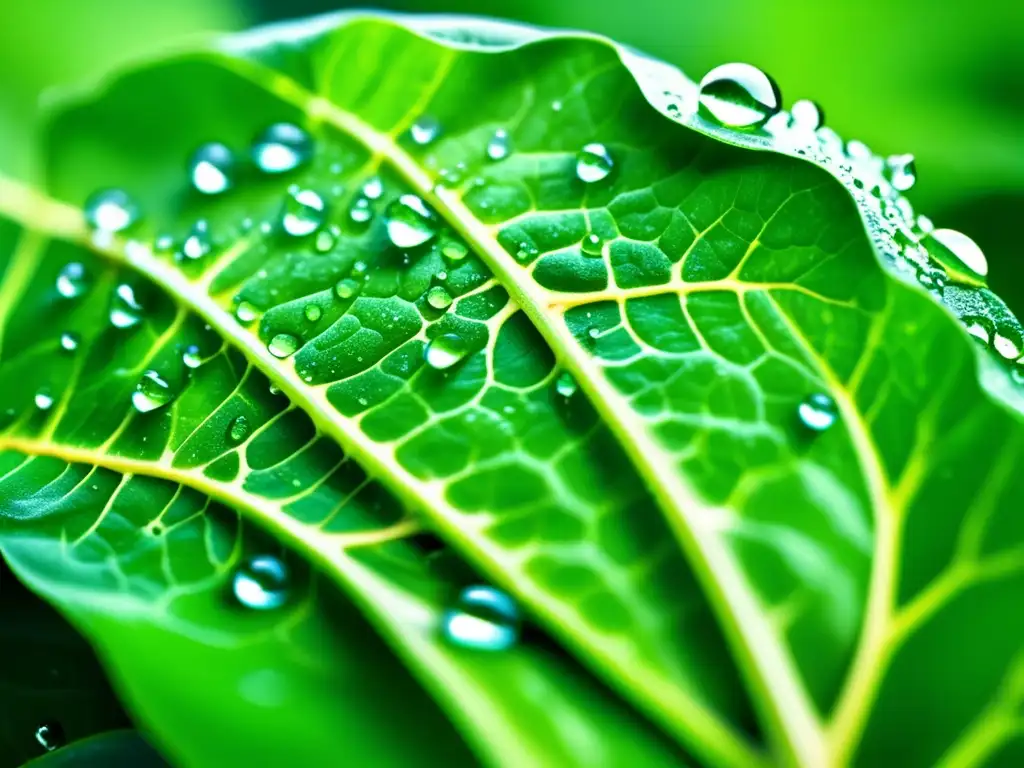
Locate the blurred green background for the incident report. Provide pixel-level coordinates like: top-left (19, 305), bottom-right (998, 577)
top-left (1, 0), bottom-right (1022, 298)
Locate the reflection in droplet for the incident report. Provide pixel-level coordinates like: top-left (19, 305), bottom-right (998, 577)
top-left (268, 333), bottom-right (300, 359)
top-left (232, 555), bottom-right (290, 610)
top-left (182, 344), bottom-right (203, 369)
top-left (928, 228), bottom-right (988, 280)
top-left (410, 116), bottom-right (441, 146)
top-left (581, 233), bottom-right (604, 257)
top-left (442, 585), bottom-right (520, 651)
top-left (189, 142), bottom-right (235, 195)
top-left (798, 392), bottom-right (838, 432)
top-left (110, 284), bottom-right (143, 329)
top-left (385, 194), bottom-right (437, 248)
top-left (424, 333), bottom-right (468, 370)
top-left (85, 189), bottom-right (138, 233)
top-left (252, 123), bottom-right (313, 174)
top-left (486, 129), bottom-right (512, 161)
top-left (183, 220), bottom-right (212, 260)
top-left (281, 189), bottom-right (326, 237)
top-left (697, 63), bottom-right (781, 129)
top-left (235, 301), bottom-right (259, 325)
top-left (575, 143), bottom-right (614, 183)
top-left (426, 286), bottom-right (453, 310)
top-left (56, 263), bottom-right (89, 298)
top-left (132, 370), bottom-right (175, 413)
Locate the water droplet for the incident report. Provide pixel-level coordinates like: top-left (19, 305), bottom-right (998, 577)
top-left (581, 233), bottom-right (604, 257)
top-left (110, 284), bottom-right (143, 329)
top-left (281, 189), bottom-right (325, 237)
top-left (34, 390), bottom-right (54, 411)
top-left (790, 99), bottom-right (823, 130)
top-left (426, 286), bottom-right (452, 310)
top-left (963, 315), bottom-right (994, 346)
top-left (885, 154), bottom-right (917, 192)
top-left (314, 227), bottom-right (337, 253)
top-left (994, 326), bottom-right (1022, 360)
top-left (362, 177), bottom-right (384, 200)
top-left (235, 300), bottom-right (259, 324)
top-left (575, 143), bottom-right (614, 183)
top-left (34, 722), bottom-right (65, 752)
top-left (442, 585), bottom-right (520, 651)
top-left (268, 333), bottom-right (300, 359)
top-left (555, 372), bottom-right (577, 397)
top-left (927, 228), bottom-right (988, 281)
top-left (228, 414), bottom-right (250, 443)
top-left (132, 370), bottom-right (175, 413)
top-left (189, 142), bottom-right (235, 195)
top-left (410, 116), bottom-right (441, 146)
top-left (424, 333), bottom-right (468, 370)
top-left (252, 123), bottom-right (313, 174)
top-left (385, 194), bottom-right (436, 248)
top-left (798, 392), bottom-right (838, 432)
top-left (85, 189), bottom-right (138, 233)
top-left (304, 304), bottom-right (322, 322)
top-left (335, 278), bottom-right (360, 299)
top-left (182, 344), bottom-right (203, 369)
top-left (486, 129), bottom-right (512, 161)
top-left (56, 262), bottom-right (89, 298)
top-left (182, 219), bottom-right (211, 260)
top-left (59, 332), bottom-right (79, 352)
top-left (442, 241), bottom-right (468, 262)
top-left (698, 63), bottom-right (781, 129)
top-left (351, 261), bottom-right (368, 277)
top-left (232, 554), bottom-right (289, 610)
top-left (349, 197), bottom-right (373, 226)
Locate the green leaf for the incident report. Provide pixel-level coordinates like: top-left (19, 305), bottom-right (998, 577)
top-left (2, 11), bottom-right (1023, 768)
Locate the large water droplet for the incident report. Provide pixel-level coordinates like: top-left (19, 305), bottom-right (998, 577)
top-left (268, 333), bottom-right (300, 359)
top-left (575, 143), bottom-right (614, 183)
top-left (410, 116), bottom-right (441, 146)
top-left (993, 325), bottom-right (1022, 361)
top-left (228, 414), bottom-right (250, 443)
top-left (59, 332), bottom-right (79, 352)
top-left (424, 333), bottom-right (468, 370)
top-left (927, 228), bottom-right (988, 281)
top-left (189, 142), bottom-right (235, 195)
top-left (698, 63), bottom-right (781, 129)
top-left (486, 129), bottom-right (512, 161)
top-left (798, 392), bottom-right (838, 432)
top-left (362, 177), bottom-right (384, 200)
top-left (56, 262), bottom-right (89, 298)
top-left (232, 555), bottom-right (289, 610)
top-left (182, 219), bottom-right (212, 260)
top-left (385, 194), bottom-right (437, 248)
top-left (132, 370), bottom-right (175, 413)
top-left (442, 585), bottom-right (520, 651)
top-left (963, 315), bottom-right (994, 346)
top-left (110, 284), bottom-right (143, 329)
top-left (885, 154), bottom-right (917, 192)
top-left (235, 300), bottom-right (259, 325)
top-left (252, 123), bottom-right (313, 174)
top-left (34, 722), bottom-right (65, 752)
top-left (304, 304), bottom-right (322, 322)
top-left (790, 99), bottom-right (823, 131)
top-left (442, 241), bottom-right (468, 262)
top-left (335, 278), bottom-right (360, 299)
top-left (426, 286), bottom-right (452, 310)
top-left (314, 227), bottom-right (337, 253)
top-left (349, 197), bottom-right (373, 226)
top-left (581, 233), bottom-right (604, 257)
top-left (85, 189), bottom-right (138, 233)
top-left (281, 189), bottom-right (325, 237)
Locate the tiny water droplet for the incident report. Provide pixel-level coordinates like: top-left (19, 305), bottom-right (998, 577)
top-left (442, 585), bottom-right (520, 651)
top-left (235, 301), bottom-right (259, 324)
top-left (575, 143), bottom-right (614, 183)
top-left (928, 228), bottom-right (988, 280)
top-left (385, 194), bottom-right (436, 248)
top-left (424, 333), bottom-right (468, 370)
top-left (34, 722), bottom-right (65, 752)
top-left (85, 189), bottom-right (138, 233)
top-left (555, 371), bottom-right (577, 397)
top-left (59, 332), bottom-right (79, 352)
top-left (182, 219), bottom-right (211, 260)
top-left (228, 414), bottom-right (250, 443)
top-left (232, 554), bottom-right (289, 610)
top-left (268, 333), bottom-right (300, 359)
top-left (314, 227), bottom-right (337, 253)
top-left (252, 123), bottom-right (312, 174)
top-left (581, 233), bottom-right (604, 257)
top-left (426, 286), bottom-right (452, 310)
top-left (335, 278), bottom-right (360, 299)
top-left (486, 129), bottom-right (512, 161)
top-left (189, 142), bottom-right (235, 195)
top-left (798, 392), bottom-right (838, 432)
top-left (362, 177), bottom-right (384, 200)
top-left (110, 284), bottom-right (143, 329)
top-left (698, 63), bottom-right (781, 129)
top-left (132, 370), bottom-right (175, 413)
top-left (281, 189), bottom-right (325, 237)
top-left (410, 116), bottom-right (441, 146)
top-left (442, 241), bottom-right (468, 262)
top-left (885, 154), bottom-right (917, 192)
top-left (34, 390), bottom-right (54, 411)
top-left (587, 327), bottom-right (601, 340)
top-left (182, 344), bottom-right (203, 369)
top-left (304, 304), bottom-right (322, 322)
top-left (56, 262), bottom-right (89, 298)
top-left (349, 197), bottom-right (373, 225)
top-left (789, 99), bottom-right (823, 130)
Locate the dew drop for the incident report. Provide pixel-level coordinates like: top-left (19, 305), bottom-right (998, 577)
top-left (34, 390), bottom-right (54, 411)
top-left (587, 327), bottom-right (601, 340)
top-left (232, 554), bottom-right (289, 610)
top-left (555, 371), bottom-right (577, 398)
top-left (575, 143), bottom-right (614, 183)
top-left (228, 414), bottom-right (250, 443)
top-left (268, 333), bottom-right (300, 359)
top-left (182, 344), bottom-right (203, 369)
top-left (697, 63), bottom-right (781, 129)
top-left (885, 154), bottom-right (917, 192)
top-left (34, 721), bottom-right (65, 752)
top-left (110, 284), bottom-right (143, 329)
top-left (182, 219), bottom-right (212, 260)
top-left (385, 194), bottom-right (437, 248)
top-left (132, 370), bottom-right (175, 413)
top-left (335, 278), bottom-right (360, 299)
top-left (927, 228), bottom-right (988, 281)
top-left (426, 286), bottom-right (453, 310)
top-left (189, 142), bottom-right (235, 195)
top-left (362, 177), bottom-right (384, 200)
top-left (486, 129), bottom-right (512, 161)
top-left (84, 189), bottom-right (138, 233)
top-left (349, 197), bottom-right (373, 226)
top-left (993, 326), bottom-right (1022, 360)
top-left (798, 392), bottom-right (838, 432)
top-left (281, 189), bottom-right (326, 237)
top-left (581, 233), bottom-right (604, 257)
top-left (314, 227), bottom-right (337, 253)
top-left (424, 333), bottom-right (468, 370)
top-left (252, 123), bottom-right (313, 174)
top-left (235, 301), bottom-right (259, 325)
top-left (59, 332), bottom-right (79, 352)
top-left (790, 99), bottom-right (823, 130)
top-left (442, 585), bottom-right (520, 651)
top-left (304, 304), bottom-right (322, 322)
top-left (442, 241), bottom-right (468, 262)
top-left (56, 262), bottom-right (89, 298)
top-left (963, 315), bottom-right (994, 346)
top-left (410, 116), bottom-right (441, 146)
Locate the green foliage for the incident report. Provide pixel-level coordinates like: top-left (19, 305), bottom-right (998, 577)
top-left (1, 12), bottom-right (1022, 768)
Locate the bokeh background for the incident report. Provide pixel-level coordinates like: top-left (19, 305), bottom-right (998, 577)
top-left (2, 0), bottom-right (1022, 317)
